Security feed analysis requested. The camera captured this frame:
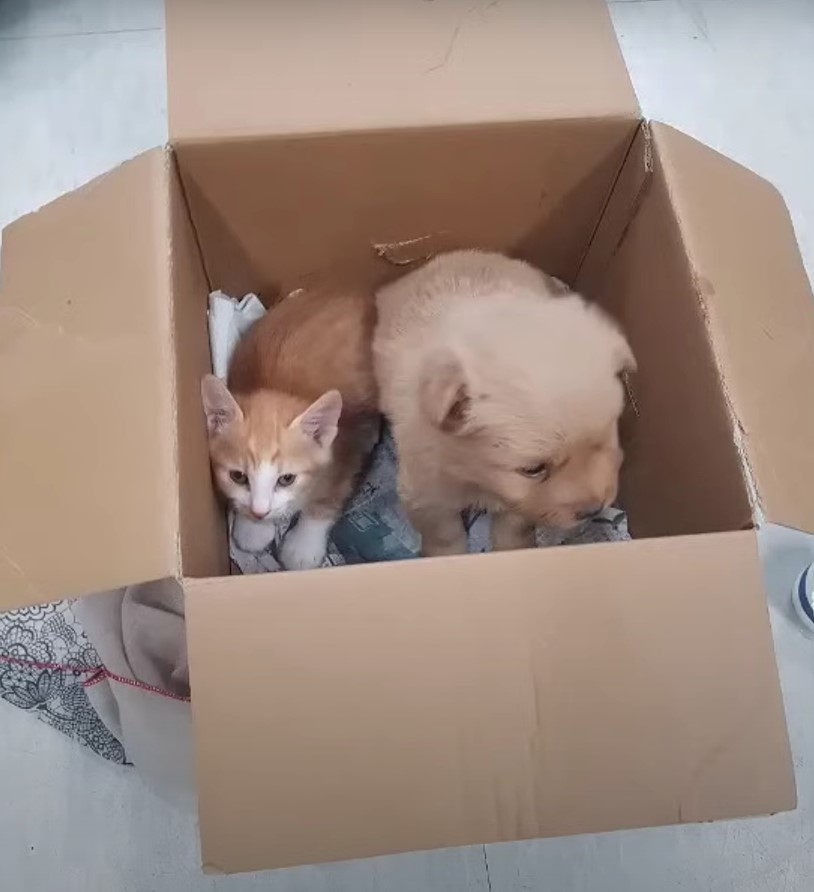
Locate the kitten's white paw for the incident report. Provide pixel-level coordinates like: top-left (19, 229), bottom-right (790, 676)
top-left (232, 514), bottom-right (278, 553)
top-left (279, 516), bottom-right (332, 571)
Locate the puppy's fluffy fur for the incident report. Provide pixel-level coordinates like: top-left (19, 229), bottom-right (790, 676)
top-left (374, 250), bottom-right (635, 556)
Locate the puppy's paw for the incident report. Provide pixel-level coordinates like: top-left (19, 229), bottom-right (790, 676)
top-left (491, 513), bottom-right (536, 552)
top-left (414, 521), bottom-right (468, 557)
top-left (421, 536), bottom-right (468, 558)
top-left (232, 514), bottom-right (277, 553)
top-left (279, 516), bottom-right (331, 571)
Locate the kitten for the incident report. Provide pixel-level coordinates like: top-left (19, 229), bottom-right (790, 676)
top-left (374, 250), bottom-right (634, 557)
top-left (202, 285), bottom-right (379, 570)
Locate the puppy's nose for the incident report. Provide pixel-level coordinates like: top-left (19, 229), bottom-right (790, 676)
top-left (576, 505), bottom-right (604, 522)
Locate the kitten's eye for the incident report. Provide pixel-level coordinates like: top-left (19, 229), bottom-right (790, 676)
top-left (519, 462), bottom-right (550, 480)
top-left (229, 470), bottom-right (248, 486)
top-left (277, 473), bottom-right (297, 488)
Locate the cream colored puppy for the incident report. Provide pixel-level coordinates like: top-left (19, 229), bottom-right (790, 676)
top-left (374, 250), bottom-right (635, 556)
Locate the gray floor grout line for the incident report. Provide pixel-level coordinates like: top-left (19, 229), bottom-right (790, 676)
top-left (0, 26), bottom-right (162, 42)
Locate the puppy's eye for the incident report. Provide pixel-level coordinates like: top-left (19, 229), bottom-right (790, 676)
top-left (519, 462), bottom-right (550, 480)
top-left (229, 470), bottom-right (248, 486)
top-left (277, 473), bottom-right (297, 488)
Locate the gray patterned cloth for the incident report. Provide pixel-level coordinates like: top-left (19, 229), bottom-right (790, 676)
top-left (0, 600), bottom-right (126, 763)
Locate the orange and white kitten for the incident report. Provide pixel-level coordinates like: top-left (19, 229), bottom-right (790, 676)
top-left (201, 286), bottom-right (379, 570)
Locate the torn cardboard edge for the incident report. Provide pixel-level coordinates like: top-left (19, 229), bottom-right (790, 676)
top-left (372, 233), bottom-right (440, 266)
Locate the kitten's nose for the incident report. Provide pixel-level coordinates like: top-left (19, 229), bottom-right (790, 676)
top-left (250, 508), bottom-right (269, 521)
top-left (576, 505), bottom-right (603, 522)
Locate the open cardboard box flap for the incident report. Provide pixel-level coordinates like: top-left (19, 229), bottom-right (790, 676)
top-left (577, 123), bottom-right (814, 535)
top-left (579, 122), bottom-right (814, 535)
top-left (0, 149), bottom-right (180, 610)
top-left (166, 0), bottom-right (639, 141)
top-left (652, 123), bottom-right (814, 533)
top-left (187, 531), bottom-right (795, 872)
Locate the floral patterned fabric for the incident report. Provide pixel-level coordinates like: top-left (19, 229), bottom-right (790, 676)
top-left (0, 600), bottom-right (126, 763)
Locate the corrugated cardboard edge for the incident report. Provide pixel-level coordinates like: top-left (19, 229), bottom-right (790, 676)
top-left (163, 147), bottom-right (184, 578)
top-left (652, 123), bottom-right (814, 533)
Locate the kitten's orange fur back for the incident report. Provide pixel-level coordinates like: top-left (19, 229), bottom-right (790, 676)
top-left (229, 286), bottom-right (378, 414)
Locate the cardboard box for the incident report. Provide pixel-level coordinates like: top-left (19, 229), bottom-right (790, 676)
top-left (1, 0), bottom-right (813, 875)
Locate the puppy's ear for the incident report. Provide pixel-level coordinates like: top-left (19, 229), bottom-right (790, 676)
top-left (583, 300), bottom-right (636, 376)
top-left (613, 333), bottom-right (637, 376)
top-left (419, 349), bottom-right (473, 434)
top-left (201, 375), bottom-right (242, 436)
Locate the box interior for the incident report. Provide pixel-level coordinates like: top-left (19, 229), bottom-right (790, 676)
top-left (167, 116), bottom-right (755, 580)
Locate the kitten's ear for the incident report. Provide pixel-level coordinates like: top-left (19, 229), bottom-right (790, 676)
top-left (293, 390), bottom-right (342, 448)
top-left (419, 349), bottom-right (473, 434)
top-left (201, 375), bottom-right (242, 436)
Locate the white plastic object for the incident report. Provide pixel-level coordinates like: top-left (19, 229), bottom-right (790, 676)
top-left (208, 291), bottom-right (266, 380)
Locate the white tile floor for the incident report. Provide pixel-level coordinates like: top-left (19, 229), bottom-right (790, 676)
top-left (1, 1), bottom-right (814, 889)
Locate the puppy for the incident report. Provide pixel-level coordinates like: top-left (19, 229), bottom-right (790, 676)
top-left (373, 250), bottom-right (635, 557)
